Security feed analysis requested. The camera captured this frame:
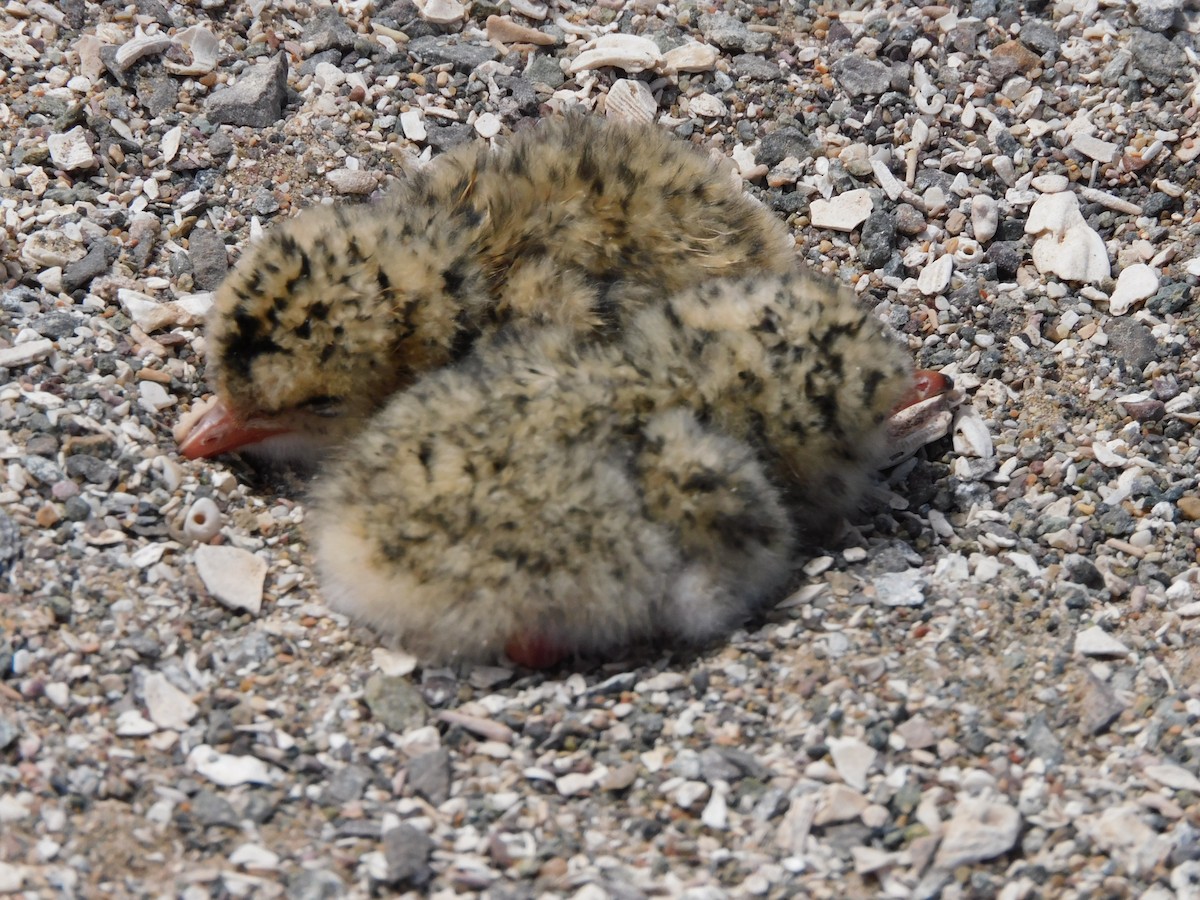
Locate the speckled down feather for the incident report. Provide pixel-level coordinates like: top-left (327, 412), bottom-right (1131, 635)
top-left (311, 271), bottom-right (911, 665)
top-left (202, 115), bottom-right (793, 452)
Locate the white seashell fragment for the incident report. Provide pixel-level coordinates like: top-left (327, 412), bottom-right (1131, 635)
top-left (189, 745), bottom-right (281, 787)
top-left (0, 23), bottom-right (38, 64)
top-left (688, 93), bottom-right (727, 118)
top-left (474, 112), bottom-right (502, 139)
top-left (161, 125), bottom-right (182, 164)
top-left (810, 188), bottom-right (873, 232)
top-left (662, 41), bottom-right (719, 73)
top-left (509, 0), bottom-right (548, 18)
top-left (326, 168), bottom-right (377, 195)
top-left (1074, 625), bottom-right (1129, 658)
top-left (415, 0), bottom-right (465, 24)
top-left (952, 238), bottom-right (983, 267)
top-left (604, 79), bottom-right (656, 125)
top-left (952, 405), bottom-right (994, 459)
top-left (971, 194), bottom-right (998, 243)
top-left (21, 229), bottom-right (86, 268)
top-left (1107, 263), bottom-right (1159, 316)
top-left (1025, 191), bottom-right (1110, 283)
top-left (569, 34), bottom-right (663, 74)
top-left (183, 497), bottom-right (223, 543)
top-left (1070, 132), bottom-right (1119, 163)
top-left (399, 109), bottom-right (426, 142)
top-left (142, 672), bottom-right (198, 731)
top-left (166, 25), bottom-right (220, 76)
top-left (47, 127), bottom-right (95, 172)
top-left (194, 544), bottom-right (267, 615)
top-left (917, 254), bottom-right (954, 296)
top-left (485, 15), bottom-right (555, 45)
top-left (115, 31), bottom-right (173, 71)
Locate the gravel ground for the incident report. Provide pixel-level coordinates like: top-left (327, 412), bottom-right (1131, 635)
top-left (3, 0), bottom-right (1200, 897)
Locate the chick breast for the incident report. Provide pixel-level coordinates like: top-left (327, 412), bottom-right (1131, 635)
top-left (310, 271), bottom-right (910, 665)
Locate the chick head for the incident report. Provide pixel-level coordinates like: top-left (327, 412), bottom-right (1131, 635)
top-left (182, 204), bottom-right (480, 459)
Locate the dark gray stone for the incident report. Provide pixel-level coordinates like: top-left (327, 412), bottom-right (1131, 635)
top-left (1079, 671), bottom-right (1126, 735)
top-left (1106, 318), bottom-right (1157, 373)
top-left (757, 127), bottom-right (815, 168)
top-left (699, 747), bottom-right (770, 783)
top-left (32, 310), bottom-right (83, 339)
top-left (1135, 0), bottom-right (1183, 32)
top-left (302, 8), bottom-right (357, 52)
top-left (0, 717), bottom-right (17, 750)
top-left (1018, 20), bottom-right (1060, 56)
top-left (320, 764), bottom-right (372, 806)
top-left (832, 54), bottom-right (892, 96)
top-left (64, 454), bottom-right (117, 488)
top-left (287, 869), bottom-right (346, 900)
top-left (24, 455), bottom-right (64, 486)
top-left (496, 75), bottom-right (539, 115)
top-left (986, 241), bottom-right (1022, 277)
top-left (423, 122), bottom-right (474, 151)
top-left (407, 36), bottom-right (499, 73)
top-left (380, 823), bottom-right (434, 888)
top-left (732, 54), bottom-right (781, 81)
top-left (406, 747), bottom-right (451, 804)
top-left (363, 674), bottom-right (429, 731)
top-left (1148, 282), bottom-right (1192, 315)
top-left (63, 496), bottom-right (91, 522)
top-left (1129, 29), bottom-right (1188, 89)
top-left (136, 75), bottom-right (178, 118)
top-left (187, 228), bottom-right (229, 291)
top-left (191, 790), bottom-right (239, 828)
top-left (699, 13), bottom-right (771, 53)
top-left (62, 239), bottom-right (116, 292)
top-left (205, 54), bottom-right (290, 127)
top-left (859, 208), bottom-right (896, 269)
top-left (525, 54), bottom-right (565, 88)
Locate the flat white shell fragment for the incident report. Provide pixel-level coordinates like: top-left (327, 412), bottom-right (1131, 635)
top-left (47, 127), bottom-right (95, 172)
top-left (1074, 625), bottom-right (1129, 657)
top-left (605, 79), bottom-right (656, 125)
top-left (1107, 263), bottom-right (1158, 316)
top-left (663, 41), bottom-right (719, 73)
top-left (1026, 191), bottom-right (1110, 283)
top-left (194, 544), bottom-right (267, 615)
top-left (189, 745), bottom-right (281, 787)
top-left (810, 188), bottom-right (873, 232)
top-left (569, 34), bottom-right (663, 74)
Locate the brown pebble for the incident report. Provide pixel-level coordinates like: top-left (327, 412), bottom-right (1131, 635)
top-left (36, 504), bottom-right (61, 528)
top-left (1177, 497), bottom-right (1200, 521)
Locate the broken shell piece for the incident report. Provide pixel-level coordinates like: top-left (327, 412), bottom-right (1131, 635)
top-left (662, 41), bottom-right (719, 74)
top-left (688, 93), bottom-right (727, 118)
top-left (161, 125), bottom-right (182, 164)
top-left (1107, 263), bottom-right (1158, 316)
top-left (165, 25), bottom-right (220, 76)
top-left (415, 0), bottom-right (465, 24)
top-left (569, 34), bottom-right (663, 74)
top-left (971, 194), bottom-right (998, 243)
top-left (183, 497), bottom-right (223, 543)
top-left (486, 15), bottom-right (555, 45)
top-left (47, 127), bottom-right (95, 172)
top-left (952, 405), bottom-right (994, 459)
top-left (605, 79), bottom-right (656, 125)
top-left (1026, 191), bottom-right (1110, 283)
top-left (917, 253), bottom-right (954, 295)
top-left (115, 30), bottom-right (173, 71)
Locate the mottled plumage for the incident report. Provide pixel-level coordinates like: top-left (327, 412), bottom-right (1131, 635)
top-left (311, 272), bottom-right (912, 665)
top-left (183, 115), bottom-right (793, 458)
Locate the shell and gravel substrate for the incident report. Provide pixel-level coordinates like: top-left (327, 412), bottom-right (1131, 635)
top-left (3, 0), bottom-right (1200, 897)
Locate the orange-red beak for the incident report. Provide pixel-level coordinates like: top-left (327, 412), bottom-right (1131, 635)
top-left (177, 399), bottom-right (290, 460)
top-left (894, 369), bottom-right (953, 414)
